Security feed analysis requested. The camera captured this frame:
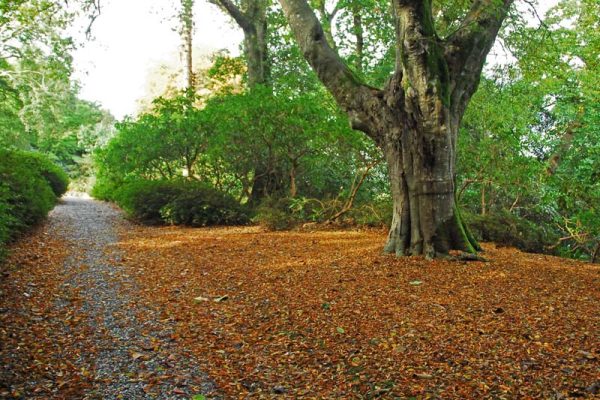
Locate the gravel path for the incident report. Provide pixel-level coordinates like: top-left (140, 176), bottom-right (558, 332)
top-left (44, 195), bottom-right (218, 399)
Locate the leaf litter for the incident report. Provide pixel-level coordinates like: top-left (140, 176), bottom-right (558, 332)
top-left (1, 198), bottom-right (599, 399)
top-left (117, 224), bottom-right (599, 399)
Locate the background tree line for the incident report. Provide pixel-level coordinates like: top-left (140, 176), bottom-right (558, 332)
top-left (1, 0), bottom-right (109, 257)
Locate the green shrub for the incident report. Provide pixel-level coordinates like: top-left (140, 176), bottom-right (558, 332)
top-left (111, 179), bottom-right (248, 226)
top-left (160, 185), bottom-right (248, 226)
top-left (24, 152), bottom-right (70, 197)
top-left (0, 150), bottom-right (59, 226)
top-left (465, 210), bottom-right (559, 254)
top-left (254, 206), bottom-right (296, 231)
top-left (0, 149), bottom-right (66, 259)
top-left (91, 175), bottom-right (123, 201)
top-left (253, 197), bottom-right (298, 231)
top-left (0, 184), bottom-right (16, 259)
top-left (114, 180), bottom-right (185, 223)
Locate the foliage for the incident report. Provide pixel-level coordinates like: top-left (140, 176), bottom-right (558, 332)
top-left (95, 85), bottom-right (378, 210)
top-left (253, 197), bottom-right (300, 231)
top-left (202, 86), bottom-right (361, 201)
top-left (456, 0), bottom-right (600, 260)
top-left (19, 151), bottom-right (70, 197)
top-left (110, 179), bottom-right (248, 226)
top-left (7, 0), bottom-right (591, 261)
top-left (0, 0), bottom-right (114, 186)
top-left (160, 185), bottom-right (249, 227)
top-left (113, 180), bottom-right (187, 224)
top-left (465, 211), bottom-right (559, 254)
top-left (0, 149), bottom-right (67, 258)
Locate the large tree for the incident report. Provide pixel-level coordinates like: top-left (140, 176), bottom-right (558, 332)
top-left (279, 0), bottom-right (513, 258)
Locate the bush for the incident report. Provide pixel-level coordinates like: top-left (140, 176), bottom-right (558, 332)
top-left (465, 210), bottom-right (559, 254)
top-left (0, 185), bottom-right (16, 259)
top-left (346, 196), bottom-right (393, 227)
top-left (253, 197), bottom-right (298, 231)
top-left (0, 149), bottom-right (67, 259)
top-left (109, 179), bottom-right (248, 226)
top-left (114, 180), bottom-right (185, 224)
top-left (24, 152), bottom-right (70, 197)
top-left (254, 206), bottom-right (296, 231)
top-left (253, 196), bottom-right (393, 230)
top-left (160, 185), bottom-right (248, 226)
top-left (90, 175), bottom-right (116, 201)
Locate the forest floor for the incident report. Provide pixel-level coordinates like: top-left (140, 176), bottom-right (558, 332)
top-left (0, 196), bottom-right (599, 399)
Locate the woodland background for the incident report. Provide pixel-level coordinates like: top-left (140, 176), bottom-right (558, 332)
top-left (0, 0), bottom-right (598, 261)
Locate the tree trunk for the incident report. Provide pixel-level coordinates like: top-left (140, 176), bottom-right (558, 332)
top-left (591, 242), bottom-right (600, 264)
top-left (481, 184), bottom-right (486, 216)
top-left (352, 5), bottom-right (363, 73)
top-left (244, 16), bottom-right (270, 88)
top-left (248, 168), bottom-right (285, 206)
top-left (180, 0), bottom-right (195, 90)
top-left (315, 0), bottom-right (339, 50)
top-left (289, 163), bottom-right (297, 197)
top-left (381, 110), bottom-right (477, 258)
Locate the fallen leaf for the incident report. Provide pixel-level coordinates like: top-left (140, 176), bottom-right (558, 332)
top-left (214, 295), bottom-right (229, 302)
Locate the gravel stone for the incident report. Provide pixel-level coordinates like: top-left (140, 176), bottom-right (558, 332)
top-left (50, 195), bottom-right (220, 399)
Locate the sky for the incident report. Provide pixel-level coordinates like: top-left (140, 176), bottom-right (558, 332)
top-left (71, 0), bottom-right (558, 120)
top-left (71, 0), bottom-right (243, 119)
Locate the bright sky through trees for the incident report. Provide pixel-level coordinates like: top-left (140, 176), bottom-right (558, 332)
top-left (71, 0), bottom-right (243, 118)
top-left (71, 0), bottom-right (556, 119)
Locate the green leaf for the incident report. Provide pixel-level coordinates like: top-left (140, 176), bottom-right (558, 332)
top-left (336, 327), bottom-right (345, 334)
top-left (191, 395), bottom-right (206, 400)
top-left (409, 280), bottom-right (422, 286)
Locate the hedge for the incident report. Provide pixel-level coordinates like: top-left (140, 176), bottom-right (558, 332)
top-left (0, 149), bottom-right (69, 259)
top-left (99, 179), bottom-right (249, 226)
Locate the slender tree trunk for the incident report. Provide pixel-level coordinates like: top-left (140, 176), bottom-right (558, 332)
top-left (481, 184), bottom-right (487, 216)
top-left (591, 242), bottom-right (599, 264)
top-left (213, 0), bottom-right (275, 204)
top-left (180, 0), bottom-right (195, 90)
top-left (213, 0), bottom-right (270, 88)
top-left (315, 0), bottom-right (338, 50)
top-left (289, 164), bottom-right (297, 197)
top-left (352, 5), bottom-right (363, 73)
top-left (244, 16), bottom-right (270, 88)
top-left (185, 22), bottom-right (194, 89)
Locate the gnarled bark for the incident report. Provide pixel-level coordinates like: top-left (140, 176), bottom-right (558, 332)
top-left (279, 0), bottom-right (511, 257)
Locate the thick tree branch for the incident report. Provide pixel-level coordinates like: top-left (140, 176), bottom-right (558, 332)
top-left (314, 0), bottom-right (339, 49)
top-left (212, 0), bottom-right (252, 31)
top-left (445, 0), bottom-right (514, 117)
top-left (279, 0), bottom-right (383, 139)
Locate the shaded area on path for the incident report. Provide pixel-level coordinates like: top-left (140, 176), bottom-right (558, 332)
top-left (0, 195), bottom-right (218, 399)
